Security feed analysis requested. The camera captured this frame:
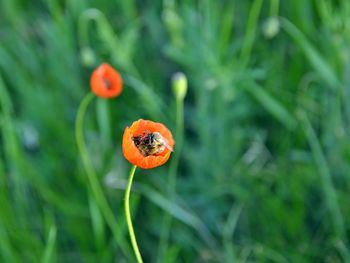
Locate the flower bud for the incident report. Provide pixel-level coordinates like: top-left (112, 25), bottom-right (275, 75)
top-left (263, 17), bottom-right (280, 39)
top-left (172, 72), bottom-right (187, 101)
top-left (80, 47), bottom-right (96, 67)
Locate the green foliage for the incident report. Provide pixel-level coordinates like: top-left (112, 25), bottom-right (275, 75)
top-left (1, 0), bottom-right (350, 262)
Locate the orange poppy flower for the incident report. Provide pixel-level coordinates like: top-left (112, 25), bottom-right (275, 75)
top-left (122, 119), bottom-right (175, 169)
top-left (90, 63), bottom-right (123, 98)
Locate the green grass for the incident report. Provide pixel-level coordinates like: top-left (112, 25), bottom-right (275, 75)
top-left (1, 0), bottom-right (350, 262)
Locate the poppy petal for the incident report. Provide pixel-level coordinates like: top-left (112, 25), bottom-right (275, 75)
top-left (122, 119), bottom-right (175, 169)
top-left (90, 63), bottom-right (123, 98)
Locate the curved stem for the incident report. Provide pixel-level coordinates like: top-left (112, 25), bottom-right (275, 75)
top-left (124, 165), bottom-right (143, 263)
top-left (75, 92), bottom-right (130, 257)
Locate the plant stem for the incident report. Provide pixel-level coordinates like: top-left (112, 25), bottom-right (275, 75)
top-left (170, 98), bottom-right (184, 195)
top-left (124, 165), bottom-right (143, 263)
top-left (239, 0), bottom-right (263, 69)
top-left (157, 97), bottom-right (184, 262)
top-left (269, 0), bottom-right (279, 17)
top-left (75, 92), bottom-right (130, 258)
top-left (298, 110), bottom-right (350, 261)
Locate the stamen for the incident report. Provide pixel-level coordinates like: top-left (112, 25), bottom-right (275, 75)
top-left (103, 78), bottom-right (112, 89)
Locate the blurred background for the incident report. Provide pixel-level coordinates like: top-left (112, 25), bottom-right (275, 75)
top-left (1, 0), bottom-right (350, 262)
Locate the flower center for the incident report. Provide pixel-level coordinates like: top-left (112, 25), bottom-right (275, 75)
top-left (132, 132), bottom-right (166, 156)
top-left (103, 78), bottom-right (112, 89)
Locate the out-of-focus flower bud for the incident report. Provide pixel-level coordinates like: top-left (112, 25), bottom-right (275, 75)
top-left (21, 124), bottom-right (39, 152)
top-left (80, 47), bottom-right (96, 67)
top-left (263, 17), bottom-right (280, 39)
top-left (162, 8), bottom-right (183, 47)
top-left (172, 72), bottom-right (187, 101)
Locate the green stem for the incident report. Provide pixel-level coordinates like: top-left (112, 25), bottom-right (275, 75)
top-left (157, 98), bottom-right (184, 262)
top-left (269, 0), bottom-right (279, 17)
top-left (75, 92), bottom-right (130, 258)
top-left (124, 165), bottom-right (143, 263)
top-left (168, 98), bottom-right (184, 197)
top-left (239, 0), bottom-right (263, 69)
top-left (298, 110), bottom-right (350, 261)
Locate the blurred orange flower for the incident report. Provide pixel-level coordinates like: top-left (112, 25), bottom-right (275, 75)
top-left (122, 119), bottom-right (175, 169)
top-left (90, 63), bottom-right (123, 98)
